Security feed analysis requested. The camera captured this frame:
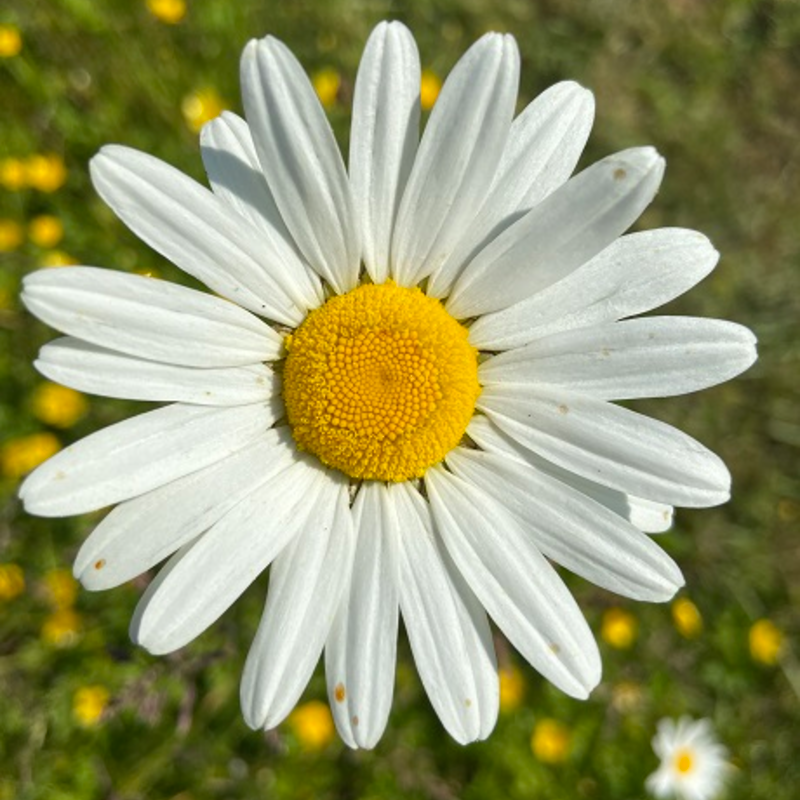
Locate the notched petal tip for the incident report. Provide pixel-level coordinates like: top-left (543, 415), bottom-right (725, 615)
top-left (89, 143), bottom-right (130, 177)
top-left (560, 81), bottom-right (596, 116)
top-left (239, 37), bottom-right (258, 63)
top-left (611, 145), bottom-right (664, 178)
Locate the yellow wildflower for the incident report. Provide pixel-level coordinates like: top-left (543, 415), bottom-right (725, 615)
top-left (25, 154), bottom-right (67, 193)
top-left (531, 718), bottom-right (571, 764)
top-left (0, 25), bottom-right (22, 58)
top-left (0, 564), bottom-right (25, 601)
top-left (146, 0), bottom-right (186, 24)
top-left (42, 568), bottom-right (79, 609)
top-left (288, 700), bottom-right (335, 749)
top-left (32, 382), bottom-right (88, 428)
top-left (41, 607), bottom-right (82, 647)
top-left (181, 87), bottom-right (226, 133)
top-left (672, 597), bottom-right (703, 639)
top-left (420, 69), bottom-right (442, 111)
top-left (0, 219), bottom-right (23, 251)
top-left (749, 619), bottom-right (783, 666)
top-left (1, 432), bottom-right (61, 479)
top-left (601, 607), bottom-right (638, 649)
top-left (28, 215), bottom-right (64, 248)
top-left (41, 250), bottom-right (77, 268)
top-left (73, 685), bottom-right (110, 727)
top-left (499, 664), bottom-right (526, 713)
top-left (312, 67), bottom-right (341, 109)
top-left (0, 158), bottom-right (26, 191)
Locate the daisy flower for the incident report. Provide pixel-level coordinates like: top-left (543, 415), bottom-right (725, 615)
top-left (647, 717), bottom-right (732, 800)
top-left (20, 22), bottom-right (756, 748)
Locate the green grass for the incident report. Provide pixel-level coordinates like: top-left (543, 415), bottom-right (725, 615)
top-left (1, 0), bottom-right (798, 798)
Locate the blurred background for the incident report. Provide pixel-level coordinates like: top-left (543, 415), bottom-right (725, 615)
top-left (1, 0), bottom-right (798, 798)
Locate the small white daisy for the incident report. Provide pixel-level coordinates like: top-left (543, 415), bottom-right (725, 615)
top-left (20, 22), bottom-right (756, 748)
top-left (647, 717), bottom-right (732, 800)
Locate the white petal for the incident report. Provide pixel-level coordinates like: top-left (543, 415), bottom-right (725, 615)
top-left (240, 37), bottom-right (360, 293)
top-left (428, 81), bottom-right (594, 297)
top-left (200, 112), bottom-right (325, 308)
top-left (447, 147), bottom-right (666, 319)
top-left (36, 337), bottom-right (279, 406)
top-left (325, 482), bottom-right (399, 749)
top-left (130, 451), bottom-right (326, 655)
top-left (19, 402), bottom-right (278, 517)
top-left (478, 385), bottom-right (731, 507)
top-left (479, 317), bottom-right (757, 399)
top-left (469, 228), bottom-right (719, 351)
top-left (468, 415), bottom-right (673, 534)
top-left (446, 447), bottom-right (683, 601)
top-left (201, 111), bottom-right (285, 231)
top-left (627, 497), bottom-right (674, 534)
top-left (241, 476), bottom-right (356, 730)
top-left (425, 465), bottom-right (600, 698)
top-left (391, 482), bottom-right (498, 744)
top-left (390, 33), bottom-right (519, 287)
top-left (349, 22), bottom-right (420, 284)
top-left (74, 428), bottom-right (292, 590)
top-left (90, 146), bottom-right (312, 323)
top-left (22, 267), bottom-right (282, 367)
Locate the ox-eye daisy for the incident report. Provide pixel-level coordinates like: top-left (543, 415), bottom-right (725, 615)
top-left (647, 717), bottom-right (732, 800)
top-left (20, 22), bottom-right (756, 748)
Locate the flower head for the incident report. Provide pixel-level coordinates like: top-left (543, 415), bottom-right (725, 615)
top-left (19, 22), bottom-right (756, 748)
top-left (312, 67), bottom-right (341, 109)
top-left (41, 607), bottom-right (82, 647)
top-left (498, 664), bottom-right (526, 712)
top-left (40, 250), bottom-right (77, 268)
top-left (0, 24), bottom-right (22, 58)
top-left (181, 87), bottom-right (225, 133)
top-left (1, 432), bottom-right (60, 479)
top-left (29, 215), bottom-right (64, 248)
top-left (25, 154), bottom-right (67, 193)
top-left (146, 0), bottom-right (186, 25)
top-left (749, 618), bottom-right (783, 665)
top-left (672, 597), bottom-right (703, 638)
top-left (0, 157), bottom-right (27, 190)
top-left (73, 685), bottom-right (110, 727)
top-left (32, 382), bottom-right (88, 428)
top-left (601, 607), bottom-right (638, 649)
top-left (0, 564), bottom-right (25, 602)
top-left (420, 68), bottom-right (442, 110)
top-left (42, 568), bottom-right (79, 608)
top-left (531, 718), bottom-right (571, 763)
top-left (288, 700), bottom-right (336, 749)
top-left (647, 717), bottom-right (732, 800)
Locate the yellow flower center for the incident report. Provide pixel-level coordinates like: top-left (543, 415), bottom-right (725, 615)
top-left (675, 749), bottom-right (694, 774)
top-left (283, 282), bottom-right (480, 481)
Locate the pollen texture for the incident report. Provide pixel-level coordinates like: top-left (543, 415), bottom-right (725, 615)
top-left (283, 282), bottom-right (480, 481)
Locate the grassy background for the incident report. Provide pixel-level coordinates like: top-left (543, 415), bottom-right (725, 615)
top-left (1, 0), bottom-right (798, 798)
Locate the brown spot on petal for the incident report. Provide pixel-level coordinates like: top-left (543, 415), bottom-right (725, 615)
top-left (94, 559), bottom-right (106, 570)
top-left (549, 643), bottom-right (561, 654)
top-left (352, 715), bottom-right (359, 726)
top-left (334, 683), bottom-right (346, 703)
top-left (558, 404), bottom-right (569, 415)
top-left (613, 168), bottom-right (626, 181)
